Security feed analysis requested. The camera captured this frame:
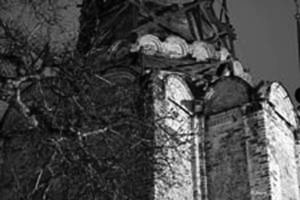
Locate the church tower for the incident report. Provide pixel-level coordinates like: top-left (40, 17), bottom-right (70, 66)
top-left (75, 0), bottom-right (300, 199)
top-left (146, 71), bottom-right (300, 200)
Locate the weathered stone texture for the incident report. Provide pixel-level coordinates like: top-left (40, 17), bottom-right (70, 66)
top-left (243, 106), bottom-right (271, 200)
top-left (205, 99), bottom-right (299, 200)
top-left (152, 72), bottom-right (198, 200)
top-left (263, 103), bottom-right (300, 200)
top-left (206, 108), bottom-right (251, 200)
top-left (296, 143), bottom-right (300, 197)
top-left (267, 83), bottom-right (297, 128)
top-left (204, 77), bottom-right (251, 115)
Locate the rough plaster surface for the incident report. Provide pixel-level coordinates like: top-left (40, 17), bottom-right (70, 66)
top-left (153, 71), bottom-right (197, 200)
top-left (264, 103), bottom-right (300, 200)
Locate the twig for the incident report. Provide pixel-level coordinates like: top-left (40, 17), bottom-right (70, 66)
top-left (13, 76), bottom-right (40, 127)
top-left (77, 127), bottom-right (108, 138)
top-left (31, 169), bottom-right (43, 194)
top-left (95, 74), bottom-right (113, 86)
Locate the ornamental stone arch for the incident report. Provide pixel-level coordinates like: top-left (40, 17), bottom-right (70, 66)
top-left (148, 70), bottom-right (201, 200)
top-left (203, 76), bottom-right (253, 115)
top-left (258, 81), bottom-right (298, 129)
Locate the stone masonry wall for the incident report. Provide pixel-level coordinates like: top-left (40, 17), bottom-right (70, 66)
top-left (263, 103), bottom-right (300, 200)
top-left (296, 143), bottom-right (300, 197)
top-left (152, 72), bottom-right (199, 200)
top-left (205, 107), bottom-right (251, 200)
top-left (205, 101), bottom-right (300, 200)
top-left (243, 103), bottom-right (271, 200)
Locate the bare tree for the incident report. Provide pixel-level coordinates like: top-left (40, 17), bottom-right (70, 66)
top-left (0, 1), bottom-right (214, 200)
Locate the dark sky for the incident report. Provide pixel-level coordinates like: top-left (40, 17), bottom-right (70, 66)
top-left (228, 0), bottom-right (300, 103)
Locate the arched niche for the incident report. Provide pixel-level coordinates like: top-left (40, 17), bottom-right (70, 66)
top-left (204, 77), bottom-right (252, 115)
top-left (259, 82), bottom-right (298, 128)
top-left (151, 71), bottom-right (197, 200)
top-left (152, 71), bottom-right (194, 134)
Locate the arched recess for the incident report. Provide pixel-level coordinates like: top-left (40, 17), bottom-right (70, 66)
top-left (150, 70), bottom-right (199, 200)
top-left (203, 77), bottom-right (253, 200)
top-left (258, 82), bottom-right (297, 128)
top-left (204, 76), bottom-right (252, 115)
top-left (258, 82), bottom-right (300, 200)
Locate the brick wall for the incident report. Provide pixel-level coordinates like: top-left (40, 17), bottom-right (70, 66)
top-left (204, 101), bottom-right (300, 200)
top-left (243, 103), bottom-right (271, 200)
top-left (205, 107), bottom-right (251, 200)
top-left (203, 80), bottom-right (299, 200)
